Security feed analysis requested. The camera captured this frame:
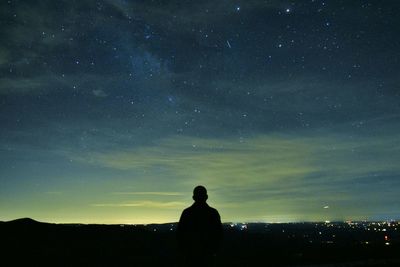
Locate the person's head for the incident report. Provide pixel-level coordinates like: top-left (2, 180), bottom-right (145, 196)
top-left (193, 185), bottom-right (208, 203)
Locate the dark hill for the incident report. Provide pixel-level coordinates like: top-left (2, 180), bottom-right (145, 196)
top-left (6, 217), bottom-right (43, 225)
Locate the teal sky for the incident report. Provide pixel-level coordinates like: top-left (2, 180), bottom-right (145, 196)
top-left (1, 0), bottom-right (399, 223)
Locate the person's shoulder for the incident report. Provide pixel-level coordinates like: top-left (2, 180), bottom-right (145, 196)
top-left (208, 206), bottom-right (217, 211)
top-left (208, 206), bottom-right (220, 215)
top-left (182, 205), bottom-right (195, 214)
top-left (179, 207), bottom-right (192, 221)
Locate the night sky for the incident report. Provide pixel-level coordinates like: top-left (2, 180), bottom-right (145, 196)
top-left (1, 0), bottom-right (399, 224)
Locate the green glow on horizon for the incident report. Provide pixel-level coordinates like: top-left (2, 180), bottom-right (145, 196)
top-left (1, 134), bottom-right (399, 223)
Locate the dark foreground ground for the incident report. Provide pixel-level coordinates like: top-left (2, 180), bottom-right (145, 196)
top-left (1, 218), bottom-right (399, 267)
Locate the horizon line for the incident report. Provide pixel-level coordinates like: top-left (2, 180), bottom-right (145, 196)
top-left (2, 217), bottom-right (399, 225)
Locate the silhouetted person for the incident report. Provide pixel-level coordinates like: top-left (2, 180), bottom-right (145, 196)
top-left (177, 186), bottom-right (223, 267)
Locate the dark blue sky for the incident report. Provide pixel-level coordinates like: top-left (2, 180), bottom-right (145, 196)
top-left (1, 0), bottom-right (399, 223)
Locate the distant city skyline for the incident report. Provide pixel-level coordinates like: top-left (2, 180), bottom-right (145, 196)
top-left (1, 0), bottom-right (399, 224)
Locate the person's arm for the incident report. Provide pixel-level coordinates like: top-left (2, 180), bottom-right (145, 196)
top-left (210, 210), bottom-right (223, 253)
top-left (177, 210), bottom-right (187, 249)
top-left (216, 211), bottom-right (223, 241)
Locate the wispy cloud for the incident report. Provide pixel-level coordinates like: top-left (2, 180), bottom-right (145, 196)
top-left (111, 191), bottom-right (183, 196)
top-left (91, 201), bottom-right (185, 208)
top-left (107, 0), bottom-right (284, 33)
top-left (74, 133), bottom-right (400, 215)
top-left (75, 133), bottom-right (400, 180)
top-left (45, 191), bottom-right (63, 195)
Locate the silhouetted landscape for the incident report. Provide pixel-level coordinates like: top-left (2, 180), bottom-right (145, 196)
top-left (1, 218), bottom-right (399, 267)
